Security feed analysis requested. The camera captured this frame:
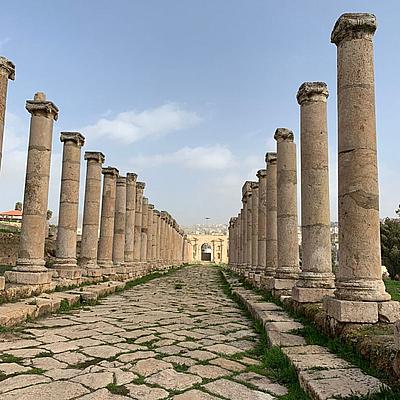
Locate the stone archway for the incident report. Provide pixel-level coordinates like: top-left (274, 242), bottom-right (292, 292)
top-left (201, 243), bottom-right (212, 261)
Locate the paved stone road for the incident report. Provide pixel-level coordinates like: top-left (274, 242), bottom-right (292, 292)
top-left (0, 266), bottom-right (287, 399)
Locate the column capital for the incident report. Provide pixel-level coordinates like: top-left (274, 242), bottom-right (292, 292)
top-left (265, 152), bottom-right (277, 165)
top-left (297, 82), bottom-right (329, 105)
top-left (161, 211), bottom-right (168, 219)
top-left (136, 181), bottom-right (145, 190)
top-left (256, 169), bottom-right (267, 179)
top-left (251, 181), bottom-right (259, 190)
top-left (0, 56), bottom-right (15, 80)
top-left (60, 131), bottom-right (85, 146)
top-left (331, 13), bottom-right (376, 46)
top-left (142, 197), bottom-right (149, 205)
top-left (102, 166), bottom-right (119, 177)
top-left (154, 210), bottom-right (160, 216)
top-left (84, 151), bottom-right (105, 163)
top-left (148, 204), bottom-right (154, 210)
top-left (274, 128), bottom-right (294, 143)
top-left (116, 176), bottom-right (126, 185)
top-left (26, 92), bottom-right (59, 121)
top-left (126, 172), bottom-right (137, 182)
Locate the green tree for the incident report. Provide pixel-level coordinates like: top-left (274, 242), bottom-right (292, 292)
top-left (380, 205), bottom-right (400, 278)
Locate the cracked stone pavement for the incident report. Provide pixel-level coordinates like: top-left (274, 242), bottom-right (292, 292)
top-left (0, 266), bottom-right (287, 399)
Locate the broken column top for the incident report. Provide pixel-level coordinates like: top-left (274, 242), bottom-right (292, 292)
top-left (242, 181), bottom-right (253, 198)
top-left (256, 169), bottom-right (267, 178)
top-left (102, 166), bottom-right (119, 176)
top-left (136, 181), bottom-right (145, 190)
top-left (274, 128), bottom-right (294, 143)
top-left (60, 131), bottom-right (85, 146)
top-left (331, 13), bottom-right (376, 45)
top-left (84, 151), bottom-right (105, 163)
top-left (116, 176), bottom-right (126, 185)
top-left (0, 56), bottom-right (15, 80)
top-left (26, 92), bottom-right (59, 120)
top-left (126, 172), bottom-right (137, 182)
top-left (297, 82), bottom-right (329, 105)
top-left (265, 152), bottom-right (277, 165)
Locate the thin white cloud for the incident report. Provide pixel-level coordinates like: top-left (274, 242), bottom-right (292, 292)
top-left (82, 103), bottom-right (201, 144)
top-left (131, 145), bottom-right (234, 170)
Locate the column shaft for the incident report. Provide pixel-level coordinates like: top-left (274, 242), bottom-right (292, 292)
top-left (257, 170), bottom-right (267, 274)
top-left (124, 173), bottom-right (137, 268)
top-left (112, 176), bottom-right (126, 267)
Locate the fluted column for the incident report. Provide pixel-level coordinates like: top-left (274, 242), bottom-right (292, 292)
top-left (112, 176), bottom-right (126, 269)
top-left (293, 82), bottom-right (335, 303)
top-left (133, 182), bottom-right (145, 272)
top-left (0, 57), bottom-right (15, 171)
top-left (6, 92), bottom-right (58, 286)
top-left (124, 173), bottom-right (137, 272)
top-left (325, 13), bottom-right (391, 323)
top-left (257, 169), bottom-right (267, 277)
top-left (97, 166), bottom-right (119, 274)
top-left (146, 204), bottom-right (154, 271)
top-left (79, 152), bottom-right (104, 275)
top-left (262, 152), bottom-right (278, 290)
top-left (272, 129), bottom-right (300, 294)
top-left (53, 132), bottom-right (85, 279)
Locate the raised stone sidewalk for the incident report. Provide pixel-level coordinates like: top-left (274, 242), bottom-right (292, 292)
top-left (222, 271), bottom-right (388, 400)
top-left (0, 265), bottom-right (288, 399)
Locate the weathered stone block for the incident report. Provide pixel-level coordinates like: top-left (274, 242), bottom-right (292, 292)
top-left (377, 301), bottom-right (400, 323)
top-left (0, 276), bottom-right (5, 290)
top-left (5, 270), bottom-right (53, 285)
top-left (292, 286), bottom-right (335, 303)
top-left (324, 297), bottom-right (378, 323)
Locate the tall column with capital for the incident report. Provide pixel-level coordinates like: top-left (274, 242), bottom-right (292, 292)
top-left (0, 57), bottom-right (15, 171)
top-left (133, 182), bottom-right (145, 274)
top-left (160, 211), bottom-right (167, 268)
top-left (152, 209), bottom-right (159, 267)
top-left (53, 132), bottom-right (85, 280)
top-left (146, 204), bottom-right (154, 271)
top-left (325, 13), bottom-right (392, 323)
top-left (262, 152), bottom-right (278, 290)
top-left (272, 129), bottom-right (300, 295)
top-left (246, 184), bottom-right (253, 275)
top-left (257, 169), bottom-right (267, 279)
top-left (292, 82), bottom-right (335, 303)
top-left (124, 173), bottom-right (137, 274)
top-left (97, 167), bottom-right (118, 274)
top-left (6, 92), bottom-right (58, 286)
top-left (140, 197), bottom-right (149, 269)
top-left (251, 182), bottom-right (259, 280)
top-left (236, 213), bottom-right (241, 272)
top-left (112, 176), bottom-right (126, 270)
top-left (79, 152), bottom-right (104, 275)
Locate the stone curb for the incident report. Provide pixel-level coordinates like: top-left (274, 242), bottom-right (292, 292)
top-left (0, 267), bottom-right (178, 328)
top-left (222, 271), bottom-right (388, 400)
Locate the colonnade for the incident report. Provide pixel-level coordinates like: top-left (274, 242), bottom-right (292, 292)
top-left (0, 76), bottom-right (191, 290)
top-left (228, 13), bottom-right (398, 324)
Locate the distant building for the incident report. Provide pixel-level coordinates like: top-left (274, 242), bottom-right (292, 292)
top-left (0, 209), bottom-right (22, 223)
top-left (186, 233), bottom-right (228, 264)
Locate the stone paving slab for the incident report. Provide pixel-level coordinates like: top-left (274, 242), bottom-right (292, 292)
top-left (0, 266), bottom-right (281, 399)
top-left (223, 271), bottom-right (389, 400)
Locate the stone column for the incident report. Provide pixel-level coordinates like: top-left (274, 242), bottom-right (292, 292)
top-left (79, 151), bottom-right (105, 275)
top-left (53, 132), bottom-right (85, 280)
top-left (152, 209), bottom-right (158, 265)
top-left (0, 57), bottom-right (15, 171)
top-left (272, 129), bottom-right (300, 294)
top-left (140, 197), bottom-right (149, 268)
top-left (262, 153), bottom-right (278, 290)
top-left (97, 166), bottom-right (119, 274)
top-left (251, 182), bottom-right (259, 279)
top-left (325, 13), bottom-right (392, 323)
top-left (257, 169), bottom-right (267, 278)
top-left (160, 211), bottom-right (167, 267)
top-left (146, 204), bottom-right (154, 270)
top-left (246, 185), bottom-right (253, 273)
top-left (292, 82), bottom-right (335, 303)
top-left (154, 210), bottom-right (161, 267)
top-left (240, 185), bottom-right (248, 276)
top-left (124, 173), bottom-right (137, 273)
top-left (112, 176), bottom-right (126, 269)
top-left (6, 92), bottom-right (58, 286)
top-left (228, 218), bottom-right (234, 267)
top-left (133, 182), bottom-right (145, 270)
top-left (235, 213), bottom-right (241, 272)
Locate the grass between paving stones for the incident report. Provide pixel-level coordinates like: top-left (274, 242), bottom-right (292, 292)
top-left (106, 383), bottom-right (129, 396)
top-left (0, 367), bottom-right (45, 382)
top-left (219, 270), bottom-right (310, 400)
top-left (225, 269), bottom-right (400, 398)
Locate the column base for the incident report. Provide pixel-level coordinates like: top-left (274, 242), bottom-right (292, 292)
top-left (335, 279), bottom-right (391, 302)
top-left (52, 258), bottom-right (81, 280)
top-left (324, 297), bottom-right (378, 323)
top-left (82, 267), bottom-right (103, 278)
top-left (5, 270), bottom-right (53, 285)
top-left (271, 278), bottom-right (297, 297)
top-left (260, 276), bottom-right (275, 290)
top-left (101, 267), bottom-right (117, 276)
top-left (292, 286), bottom-right (335, 303)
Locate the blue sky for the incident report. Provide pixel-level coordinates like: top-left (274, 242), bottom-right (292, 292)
top-left (1, 1), bottom-right (400, 225)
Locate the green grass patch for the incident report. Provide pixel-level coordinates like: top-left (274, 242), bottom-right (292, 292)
top-left (106, 383), bottom-right (129, 396)
top-left (0, 354), bottom-right (23, 363)
top-left (0, 265), bottom-right (13, 276)
top-left (173, 363), bottom-right (189, 372)
top-left (384, 280), bottom-right (400, 301)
